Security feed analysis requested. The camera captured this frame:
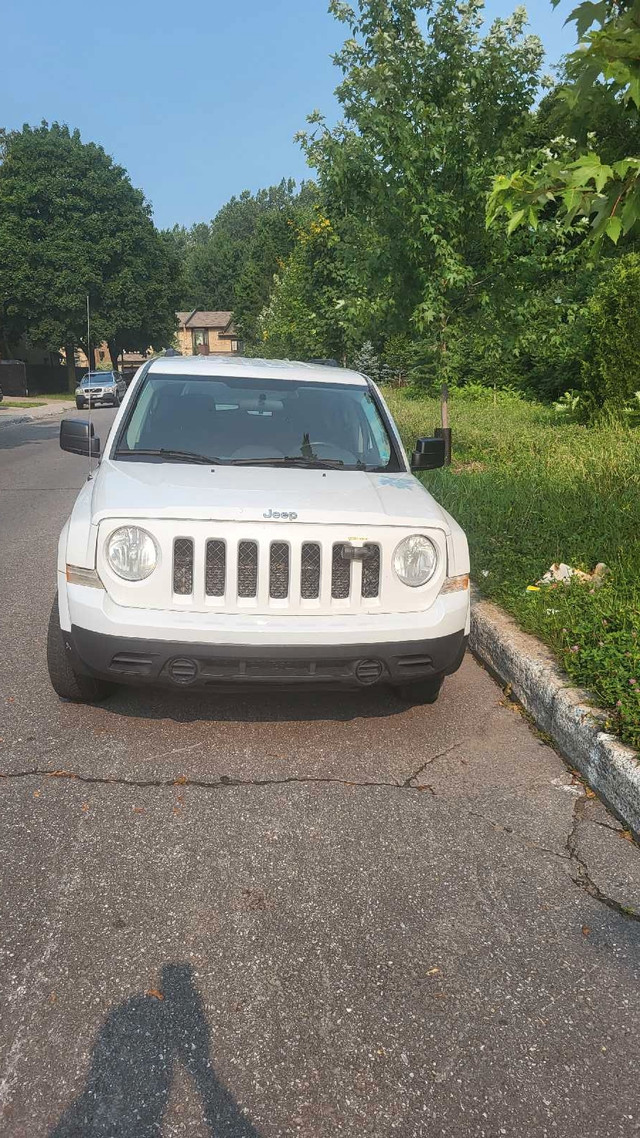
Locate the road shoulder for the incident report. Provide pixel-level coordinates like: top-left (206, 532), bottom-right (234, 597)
top-left (471, 593), bottom-right (640, 841)
top-left (0, 399), bottom-right (75, 427)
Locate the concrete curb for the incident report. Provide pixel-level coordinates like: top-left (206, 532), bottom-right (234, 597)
top-left (470, 595), bottom-right (640, 840)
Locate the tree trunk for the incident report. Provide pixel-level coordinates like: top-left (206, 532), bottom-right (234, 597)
top-left (107, 340), bottom-right (120, 370)
top-left (65, 343), bottom-right (77, 393)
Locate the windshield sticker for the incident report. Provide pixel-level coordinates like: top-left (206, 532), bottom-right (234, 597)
top-left (377, 475), bottom-right (415, 489)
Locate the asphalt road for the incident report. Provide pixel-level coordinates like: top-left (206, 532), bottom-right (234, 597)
top-left (1, 409), bottom-right (639, 1138)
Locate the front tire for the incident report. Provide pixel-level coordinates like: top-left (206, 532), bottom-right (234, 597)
top-left (75, 398), bottom-right (84, 409)
top-left (47, 595), bottom-right (115, 703)
top-left (394, 675), bottom-right (444, 706)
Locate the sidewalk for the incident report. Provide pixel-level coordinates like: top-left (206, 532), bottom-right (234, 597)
top-left (0, 397), bottom-right (76, 427)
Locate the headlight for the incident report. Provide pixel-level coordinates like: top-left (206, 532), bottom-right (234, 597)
top-left (106, 526), bottom-right (158, 581)
top-left (393, 535), bottom-right (438, 587)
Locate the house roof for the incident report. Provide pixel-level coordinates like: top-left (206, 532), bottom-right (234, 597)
top-left (177, 309), bottom-right (234, 330)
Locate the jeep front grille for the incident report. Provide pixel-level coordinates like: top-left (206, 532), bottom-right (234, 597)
top-left (361, 544), bottom-right (381, 599)
top-left (331, 544), bottom-right (351, 599)
top-left (269, 541), bottom-right (289, 599)
top-left (170, 535), bottom-right (381, 608)
top-left (205, 540), bottom-right (226, 596)
top-left (237, 540), bottom-right (258, 598)
top-left (300, 542), bottom-right (321, 599)
top-left (173, 538), bottom-right (194, 595)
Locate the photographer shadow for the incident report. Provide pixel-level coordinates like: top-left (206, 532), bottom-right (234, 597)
top-left (50, 963), bottom-right (261, 1137)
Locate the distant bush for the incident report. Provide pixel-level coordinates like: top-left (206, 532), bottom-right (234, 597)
top-left (439, 281), bottom-right (590, 403)
top-left (582, 254), bottom-right (640, 409)
top-left (450, 381), bottom-right (525, 405)
top-left (351, 341), bottom-right (385, 383)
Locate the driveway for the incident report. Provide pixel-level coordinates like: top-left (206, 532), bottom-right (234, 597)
top-left (1, 410), bottom-right (639, 1137)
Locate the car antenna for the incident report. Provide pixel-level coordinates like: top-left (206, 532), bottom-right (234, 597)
top-left (86, 293), bottom-right (93, 479)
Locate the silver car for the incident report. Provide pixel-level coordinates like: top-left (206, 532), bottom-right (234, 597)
top-left (75, 371), bottom-right (127, 410)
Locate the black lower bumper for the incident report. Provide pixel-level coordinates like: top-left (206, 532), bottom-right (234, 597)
top-left (66, 626), bottom-right (468, 690)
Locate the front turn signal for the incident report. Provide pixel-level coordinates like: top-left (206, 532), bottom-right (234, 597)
top-left (66, 565), bottom-right (104, 589)
top-left (440, 573), bottom-right (470, 594)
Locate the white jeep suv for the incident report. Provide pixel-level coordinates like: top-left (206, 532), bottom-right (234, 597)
top-left (48, 356), bottom-right (470, 704)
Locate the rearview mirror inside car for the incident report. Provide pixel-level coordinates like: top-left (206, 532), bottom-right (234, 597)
top-left (60, 418), bottom-right (101, 458)
top-left (410, 436), bottom-right (446, 471)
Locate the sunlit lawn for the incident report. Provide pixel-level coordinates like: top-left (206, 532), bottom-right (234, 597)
top-left (386, 386), bottom-right (640, 749)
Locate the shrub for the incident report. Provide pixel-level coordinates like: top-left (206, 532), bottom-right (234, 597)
top-left (382, 334), bottom-right (419, 386)
top-left (351, 341), bottom-right (385, 382)
top-left (582, 254), bottom-right (640, 408)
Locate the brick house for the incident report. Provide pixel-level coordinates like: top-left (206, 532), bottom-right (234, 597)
top-left (176, 310), bottom-right (239, 356)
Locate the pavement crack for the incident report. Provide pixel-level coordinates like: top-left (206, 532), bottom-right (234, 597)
top-left (466, 809), bottom-right (570, 862)
top-left (565, 796), bottom-right (640, 923)
top-left (592, 819), bottom-right (623, 834)
top-left (403, 741), bottom-right (461, 786)
top-left (0, 768), bottom-right (436, 794)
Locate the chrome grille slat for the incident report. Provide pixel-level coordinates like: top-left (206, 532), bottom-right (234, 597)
top-left (237, 540), bottom-right (258, 598)
top-left (331, 544), bottom-right (351, 600)
top-left (361, 544), bottom-right (381, 599)
top-left (205, 540), bottom-right (226, 596)
top-left (173, 538), bottom-right (194, 595)
top-left (300, 542), bottom-right (321, 599)
top-left (269, 542), bottom-right (289, 599)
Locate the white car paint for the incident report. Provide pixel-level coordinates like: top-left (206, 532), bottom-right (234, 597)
top-left (57, 356), bottom-right (470, 674)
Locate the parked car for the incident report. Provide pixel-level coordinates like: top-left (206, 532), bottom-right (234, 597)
top-left (75, 371), bottom-right (126, 410)
top-left (49, 356), bottom-right (470, 704)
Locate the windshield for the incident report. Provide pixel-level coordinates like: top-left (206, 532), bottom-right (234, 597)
top-left (114, 374), bottom-right (402, 471)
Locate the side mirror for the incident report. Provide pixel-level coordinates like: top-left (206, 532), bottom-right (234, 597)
top-left (60, 418), bottom-right (101, 458)
top-left (410, 436), bottom-right (445, 471)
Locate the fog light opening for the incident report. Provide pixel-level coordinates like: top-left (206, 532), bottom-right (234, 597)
top-left (168, 657), bottom-right (198, 685)
top-left (355, 658), bottom-right (384, 686)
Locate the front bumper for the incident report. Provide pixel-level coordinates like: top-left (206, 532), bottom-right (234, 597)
top-left (60, 580), bottom-right (470, 689)
top-left (77, 393), bottom-right (116, 404)
top-left (65, 624), bottom-right (468, 689)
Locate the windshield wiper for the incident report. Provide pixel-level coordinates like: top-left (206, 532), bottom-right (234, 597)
top-left (228, 456), bottom-right (345, 469)
top-left (116, 448), bottom-right (223, 464)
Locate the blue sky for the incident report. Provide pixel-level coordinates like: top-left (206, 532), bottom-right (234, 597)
top-left (2, 0), bottom-right (576, 230)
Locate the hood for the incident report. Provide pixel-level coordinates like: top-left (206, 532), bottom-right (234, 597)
top-left (89, 460), bottom-right (450, 531)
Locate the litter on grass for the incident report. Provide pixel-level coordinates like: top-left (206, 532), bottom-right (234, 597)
top-left (537, 562), bottom-right (611, 588)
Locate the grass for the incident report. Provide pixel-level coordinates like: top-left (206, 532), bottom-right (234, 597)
top-left (33, 391), bottom-right (76, 400)
top-left (385, 386), bottom-right (640, 750)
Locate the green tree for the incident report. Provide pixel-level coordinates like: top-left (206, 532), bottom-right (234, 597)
top-left (174, 180), bottom-right (316, 338)
top-left (382, 333), bottom-right (420, 386)
top-left (258, 210), bottom-right (351, 360)
top-left (351, 340), bottom-right (386, 382)
top-left (233, 182), bottom-right (317, 344)
top-left (298, 0), bottom-right (543, 364)
top-left (487, 0), bottom-right (640, 244)
top-left (0, 123), bottom-right (178, 388)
